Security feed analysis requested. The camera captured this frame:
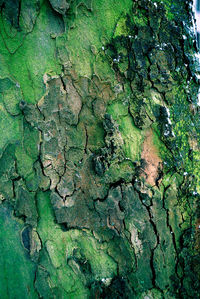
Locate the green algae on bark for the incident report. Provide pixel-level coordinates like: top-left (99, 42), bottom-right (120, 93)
top-left (0, 0), bottom-right (199, 298)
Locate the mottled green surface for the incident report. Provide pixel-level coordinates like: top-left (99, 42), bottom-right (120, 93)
top-left (0, 0), bottom-right (199, 298)
top-left (0, 204), bottom-right (37, 298)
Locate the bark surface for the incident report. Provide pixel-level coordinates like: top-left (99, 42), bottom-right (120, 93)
top-left (0, 0), bottom-right (199, 298)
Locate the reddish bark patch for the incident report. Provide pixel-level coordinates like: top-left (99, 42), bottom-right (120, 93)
top-left (141, 130), bottom-right (162, 186)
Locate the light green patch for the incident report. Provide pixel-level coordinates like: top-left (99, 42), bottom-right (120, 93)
top-left (152, 126), bottom-right (169, 160)
top-left (113, 15), bottom-right (129, 38)
top-left (132, 12), bottom-right (148, 27)
top-left (37, 192), bottom-right (88, 297)
top-left (59, 0), bottom-right (132, 78)
top-left (94, 52), bottom-right (115, 82)
top-left (0, 204), bottom-right (37, 299)
top-left (0, 1), bottom-right (62, 104)
top-left (107, 101), bottom-right (144, 161)
top-left (150, 89), bottom-right (163, 106)
top-left (37, 191), bottom-right (117, 297)
top-left (66, 231), bottom-right (117, 280)
top-left (15, 145), bottom-right (34, 179)
top-left (0, 77), bottom-right (22, 115)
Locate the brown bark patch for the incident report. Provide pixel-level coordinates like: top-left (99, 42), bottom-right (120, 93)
top-left (141, 129), bottom-right (162, 186)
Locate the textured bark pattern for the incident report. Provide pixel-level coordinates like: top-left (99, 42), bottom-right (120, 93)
top-left (0, 0), bottom-right (199, 298)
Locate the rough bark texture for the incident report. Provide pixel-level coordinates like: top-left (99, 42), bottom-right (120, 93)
top-left (0, 0), bottom-right (199, 298)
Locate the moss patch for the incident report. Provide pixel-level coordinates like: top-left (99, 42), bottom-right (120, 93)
top-left (107, 101), bottom-right (144, 161)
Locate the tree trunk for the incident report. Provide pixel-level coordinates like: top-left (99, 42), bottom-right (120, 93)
top-left (0, 0), bottom-right (199, 298)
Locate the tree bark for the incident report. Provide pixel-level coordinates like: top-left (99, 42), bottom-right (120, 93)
top-left (0, 0), bottom-right (199, 298)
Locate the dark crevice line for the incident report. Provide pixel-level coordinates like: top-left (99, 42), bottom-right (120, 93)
top-left (136, 188), bottom-right (160, 288)
top-left (162, 186), bottom-right (182, 296)
top-left (84, 125), bottom-right (88, 154)
top-left (17, 0), bottom-right (21, 28)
